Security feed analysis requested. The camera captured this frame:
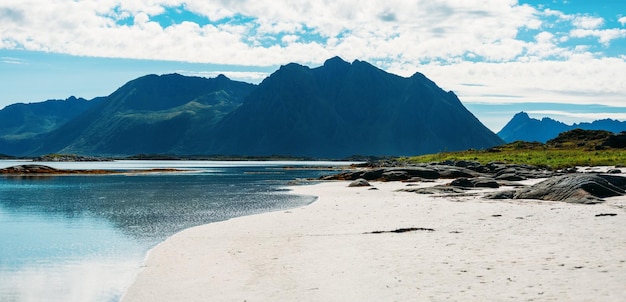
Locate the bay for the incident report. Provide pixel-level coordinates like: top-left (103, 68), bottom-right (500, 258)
top-left (0, 160), bottom-right (352, 302)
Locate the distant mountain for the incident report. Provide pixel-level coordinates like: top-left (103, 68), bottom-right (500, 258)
top-left (209, 57), bottom-right (503, 157)
top-left (0, 96), bottom-right (102, 140)
top-left (0, 58), bottom-right (504, 158)
top-left (498, 112), bottom-right (626, 143)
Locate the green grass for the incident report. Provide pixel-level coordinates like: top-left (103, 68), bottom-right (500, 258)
top-left (402, 149), bottom-right (625, 170)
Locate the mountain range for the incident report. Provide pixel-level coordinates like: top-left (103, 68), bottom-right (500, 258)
top-left (0, 96), bottom-right (103, 140)
top-left (0, 57), bottom-right (504, 158)
top-left (498, 112), bottom-right (626, 143)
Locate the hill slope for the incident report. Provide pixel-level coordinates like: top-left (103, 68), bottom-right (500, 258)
top-left (210, 57), bottom-right (503, 157)
top-left (0, 96), bottom-right (103, 140)
top-left (33, 74), bottom-right (257, 156)
top-left (0, 74), bottom-right (255, 155)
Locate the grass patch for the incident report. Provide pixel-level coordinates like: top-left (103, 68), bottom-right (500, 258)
top-left (402, 149), bottom-right (625, 170)
top-left (401, 130), bottom-right (626, 170)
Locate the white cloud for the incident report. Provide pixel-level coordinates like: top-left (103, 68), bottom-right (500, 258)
top-left (1, 0), bottom-right (625, 113)
top-left (570, 28), bottom-right (626, 46)
top-left (619, 16), bottom-right (626, 26)
top-left (410, 58), bottom-right (626, 108)
top-left (571, 16), bottom-right (604, 29)
top-left (0, 0), bottom-right (543, 66)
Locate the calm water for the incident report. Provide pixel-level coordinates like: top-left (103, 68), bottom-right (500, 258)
top-left (0, 160), bottom-right (350, 302)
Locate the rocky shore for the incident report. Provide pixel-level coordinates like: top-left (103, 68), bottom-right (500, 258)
top-left (324, 161), bottom-right (626, 204)
top-left (33, 154), bottom-right (114, 162)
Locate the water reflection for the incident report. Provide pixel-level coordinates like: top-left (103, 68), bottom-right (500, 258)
top-left (0, 162), bottom-right (342, 302)
top-left (1, 166), bottom-right (323, 243)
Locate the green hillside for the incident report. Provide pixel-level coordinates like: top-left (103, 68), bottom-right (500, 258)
top-left (403, 129), bottom-right (626, 169)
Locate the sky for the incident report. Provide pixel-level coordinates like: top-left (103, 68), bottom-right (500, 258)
top-left (1, 0), bottom-right (625, 132)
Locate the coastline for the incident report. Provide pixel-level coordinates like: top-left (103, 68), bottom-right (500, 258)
top-left (122, 179), bottom-right (626, 301)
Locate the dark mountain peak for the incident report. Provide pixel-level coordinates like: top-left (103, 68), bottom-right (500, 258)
top-left (104, 72), bottom-right (256, 112)
top-left (409, 71), bottom-right (427, 80)
top-left (321, 56), bottom-right (351, 78)
top-left (349, 59), bottom-right (383, 73)
top-left (264, 63), bottom-right (311, 84)
top-left (350, 59), bottom-right (371, 66)
top-left (212, 58), bottom-right (503, 157)
top-left (408, 71), bottom-right (443, 91)
top-left (540, 116), bottom-right (559, 123)
top-left (160, 73), bottom-right (184, 78)
top-left (512, 111), bottom-right (530, 120)
top-left (324, 56), bottom-right (350, 67)
top-left (258, 62), bottom-right (311, 89)
top-left (447, 90), bottom-right (459, 98)
top-left (215, 74), bottom-right (229, 80)
top-left (128, 73), bottom-right (208, 87)
top-left (279, 62), bottom-right (308, 71)
top-left (133, 73), bottom-right (159, 81)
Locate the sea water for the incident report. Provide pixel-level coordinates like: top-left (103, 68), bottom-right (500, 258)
top-left (0, 160), bottom-right (350, 302)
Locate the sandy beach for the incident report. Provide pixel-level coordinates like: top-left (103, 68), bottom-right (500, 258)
top-left (122, 179), bottom-right (626, 301)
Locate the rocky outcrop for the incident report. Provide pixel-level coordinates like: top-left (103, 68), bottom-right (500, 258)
top-left (486, 174), bottom-right (626, 204)
top-left (321, 167), bottom-right (441, 181)
top-left (399, 186), bottom-right (468, 195)
top-left (348, 178), bottom-right (371, 187)
top-left (0, 165), bottom-right (63, 174)
top-left (450, 177), bottom-right (499, 188)
top-left (34, 154), bottom-right (113, 162)
top-left (603, 132), bottom-right (626, 148)
top-left (322, 161), bottom-right (555, 182)
top-left (0, 165), bottom-right (181, 175)
top-left (323, 161), bottom-right (626, 204)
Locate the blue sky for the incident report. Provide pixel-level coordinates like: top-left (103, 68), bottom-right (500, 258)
top-left (1, 0), bottom-right (625, 132)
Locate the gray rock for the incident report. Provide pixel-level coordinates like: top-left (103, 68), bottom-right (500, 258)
top-left (504, 174), bottom-right (625, 204)
top-left (404, 177), bottom-right (436, 183)
top-left (472, 178), bottom-right (500, 188)
top-left (454, 160), bottom-right (481, 168)
top-left (433, 166), bottom-right (481, 179)
top-left (599, 174), bottom-right (626, 188)
top-left (386, 167), bottom-right (440, 179)
top-left (449, 178), bottom-right (474, 187)
top-left (361, 169), bottom-right (385, 180)
top-left (381, 171), bottom-right (410, 181)
top-left (450, 177), bottom-right (499, 188)
top-left (0, 165), bottom-right (59, 174)
top-left (348, 178), bottom-right (371, 187)
top-left (320, 171), bottom-right (363, 181)
top-left (400, 185), bottom-right (467, 194)
top-left (484, 190), bottom-right (516, 199)
top-left (495, 173), bottom-right (526, 181)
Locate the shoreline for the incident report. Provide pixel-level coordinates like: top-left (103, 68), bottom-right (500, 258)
top-left (122, 179), bottom-right (626, 301)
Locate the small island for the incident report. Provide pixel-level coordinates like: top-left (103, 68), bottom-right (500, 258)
top-left (0, 164), bottom-right (183, 175)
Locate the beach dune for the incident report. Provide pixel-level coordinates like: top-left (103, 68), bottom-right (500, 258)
top-left (122, 180), bottom-right (626, 301)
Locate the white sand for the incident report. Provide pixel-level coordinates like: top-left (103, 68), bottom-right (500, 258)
top-left (122, 179), bottom-right (626, 301)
